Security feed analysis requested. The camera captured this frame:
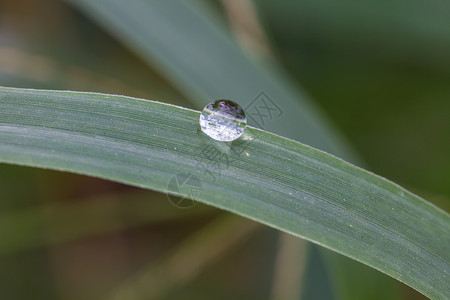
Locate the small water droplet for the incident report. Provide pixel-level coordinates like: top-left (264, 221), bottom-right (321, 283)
top-left (199, 99), bottom-right (246, 142)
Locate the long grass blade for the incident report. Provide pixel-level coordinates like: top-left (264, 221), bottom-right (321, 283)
top-left (0, 87), bottom-right (448, 298)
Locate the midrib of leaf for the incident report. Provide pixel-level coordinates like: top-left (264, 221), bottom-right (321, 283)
top-left (0, 86), bottom-right (448, 299)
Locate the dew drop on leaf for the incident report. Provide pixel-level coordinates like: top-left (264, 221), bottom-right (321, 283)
top-left (199, 99), bottom-right (247, 142)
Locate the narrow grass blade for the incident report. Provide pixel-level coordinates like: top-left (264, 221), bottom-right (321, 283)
top-left (0, 87), bottom-right (448, 298)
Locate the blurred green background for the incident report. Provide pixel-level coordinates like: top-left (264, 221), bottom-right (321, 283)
top-left (0, 0), bottom-right (448, 299)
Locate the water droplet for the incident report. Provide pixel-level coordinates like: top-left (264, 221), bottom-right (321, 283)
top-left (199, 99), bottom-right (246, 142)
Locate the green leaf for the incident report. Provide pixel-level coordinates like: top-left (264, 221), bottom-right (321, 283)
top-left (0, 86), bottom-right (448, 299)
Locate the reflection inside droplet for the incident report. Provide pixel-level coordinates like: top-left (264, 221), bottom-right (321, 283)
top-left (199, 99), bottom-right (246, 142)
